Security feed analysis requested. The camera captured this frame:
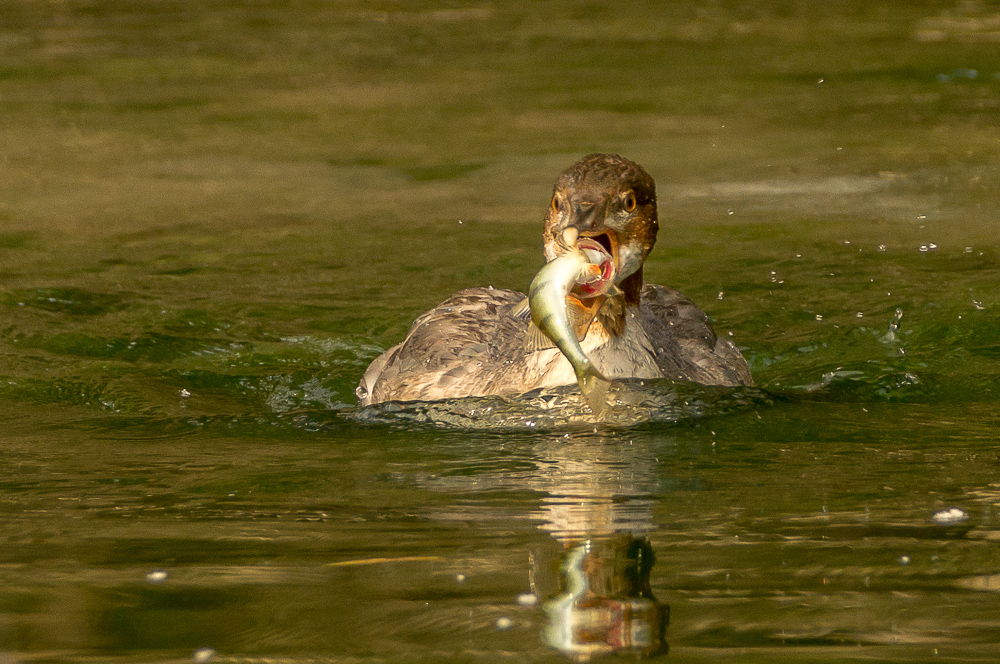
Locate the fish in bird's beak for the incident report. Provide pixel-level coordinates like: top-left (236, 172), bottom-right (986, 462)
top-left (517, 226), bottom-right (612, 414)
top-left (573, 237), bottom-right (616, 298)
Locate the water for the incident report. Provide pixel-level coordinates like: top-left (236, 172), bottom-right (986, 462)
top-left (2, 1), bottom-right (1000, 662)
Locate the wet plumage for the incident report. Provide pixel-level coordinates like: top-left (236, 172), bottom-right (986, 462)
top-left (357, 153), bottom-right (753, 407)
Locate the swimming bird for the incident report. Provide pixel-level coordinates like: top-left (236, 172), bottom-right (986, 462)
top-left (356, 153), bottom-right (753, 407)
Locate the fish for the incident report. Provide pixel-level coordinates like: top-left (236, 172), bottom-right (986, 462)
top-left (513, 227), bottom-right (618, 414)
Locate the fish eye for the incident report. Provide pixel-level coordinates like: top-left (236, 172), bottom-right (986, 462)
top-left (622, 191), bottom-right (636, 212)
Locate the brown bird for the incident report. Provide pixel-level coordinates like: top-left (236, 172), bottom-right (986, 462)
top-left (356, 153), bottom-right (753, 407)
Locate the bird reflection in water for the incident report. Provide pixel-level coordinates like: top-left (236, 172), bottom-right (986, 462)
top-left (531, 435), bottom-right (669, 660)
top-left (542, 535), bottom-right (667, 659)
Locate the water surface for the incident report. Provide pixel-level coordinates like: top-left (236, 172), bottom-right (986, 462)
top-left (2, 1), bottom-right (1000, 662)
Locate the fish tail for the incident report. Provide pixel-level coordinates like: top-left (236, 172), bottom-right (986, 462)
top-left (575, 361), bottom-right (610, 416)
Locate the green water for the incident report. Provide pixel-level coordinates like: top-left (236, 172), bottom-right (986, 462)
top-left (3, 1), bottom-right (1000, 661)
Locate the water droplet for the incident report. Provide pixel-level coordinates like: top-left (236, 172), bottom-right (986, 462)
top-left (964, 246), bottom-right (973, 253)
top-left (179, 389), bottom-right (191, 398)
top-left (815, 314), bottom-right (823, 321)
top-left (495, 617), bottom-right (513, 630)
top-left (516, 593), bottom-right (538, 606)
top-left (931, 507), bottom-right (968, 526)
top-left (717, 291), bottom-right (724, 300)
top-left (455, 573), bottom-right (466, 583)
top-left (878, 244), bottom-right (886, 251)
top-left (193, 648), bottom-right (217, 663)
top-left (885, 308), bottom-right (904, 342)
top-left (146, 569), bottom-right (168, 584)
top-left (855, 312), bottom-right (864, 318)
top-left (898, 555), bottom-right (911, 565)
top-left (727, 209), bottom-right (734, 216)
top-left (973, 299), bottom-right (985, 311)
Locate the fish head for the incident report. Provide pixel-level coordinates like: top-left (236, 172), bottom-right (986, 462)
top-left (572, 238), bottom-right (616, 297)
top-left (543, 154), bottom-right (658, 303)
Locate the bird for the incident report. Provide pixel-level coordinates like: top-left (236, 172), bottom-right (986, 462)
top-left (356, 153), bottom-right (752, 407)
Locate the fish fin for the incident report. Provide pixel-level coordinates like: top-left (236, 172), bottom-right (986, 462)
top-left (524, 321), bottom-right (557, 352)
top-left (576, 362), bottom-right (611, 416)
top-left (512, 297), bottom-right (531, 320)
top-left (577, 264), bottom-right (603, 284)
top-left (566, 298), bottom-right (597, 342)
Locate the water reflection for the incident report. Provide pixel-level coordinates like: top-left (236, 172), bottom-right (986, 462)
top-left (530, 434), bottom-right (669, 659)
top-left (540, 536), bottom-right (667, 659)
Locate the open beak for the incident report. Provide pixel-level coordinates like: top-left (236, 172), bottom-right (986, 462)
top-left (563, 199), bottom-right (620, 286)
top-left (573, 236), bottom-right (616, 298)
top-left (578, 230), bottom-right (618, 273)
top-left (565, 201), bottom-right (618, 298)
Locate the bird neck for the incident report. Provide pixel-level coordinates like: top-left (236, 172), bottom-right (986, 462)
top-left (620, 267), bottom-right (644, 306)
top-left (593, 268), bottom-right (643, 338)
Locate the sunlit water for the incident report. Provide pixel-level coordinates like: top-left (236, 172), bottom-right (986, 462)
top-left (2, 2), bottom-right (1000, 662)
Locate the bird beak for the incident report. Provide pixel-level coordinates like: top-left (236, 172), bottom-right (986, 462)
top-left (565, 199), bottom-right (607, 236)
top-left (561, 198), bottom-right (619, 279)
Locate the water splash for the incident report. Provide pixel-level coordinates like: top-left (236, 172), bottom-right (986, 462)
top-left (346, 381), bottom-right (772, 430)
top-left (884, 307), bottom-right (904, 343)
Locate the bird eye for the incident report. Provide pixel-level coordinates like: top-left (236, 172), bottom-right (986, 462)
top-left (551, 196), bottom-right (561, 213)
top-left (623, 191), bottom-right (636, 212)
